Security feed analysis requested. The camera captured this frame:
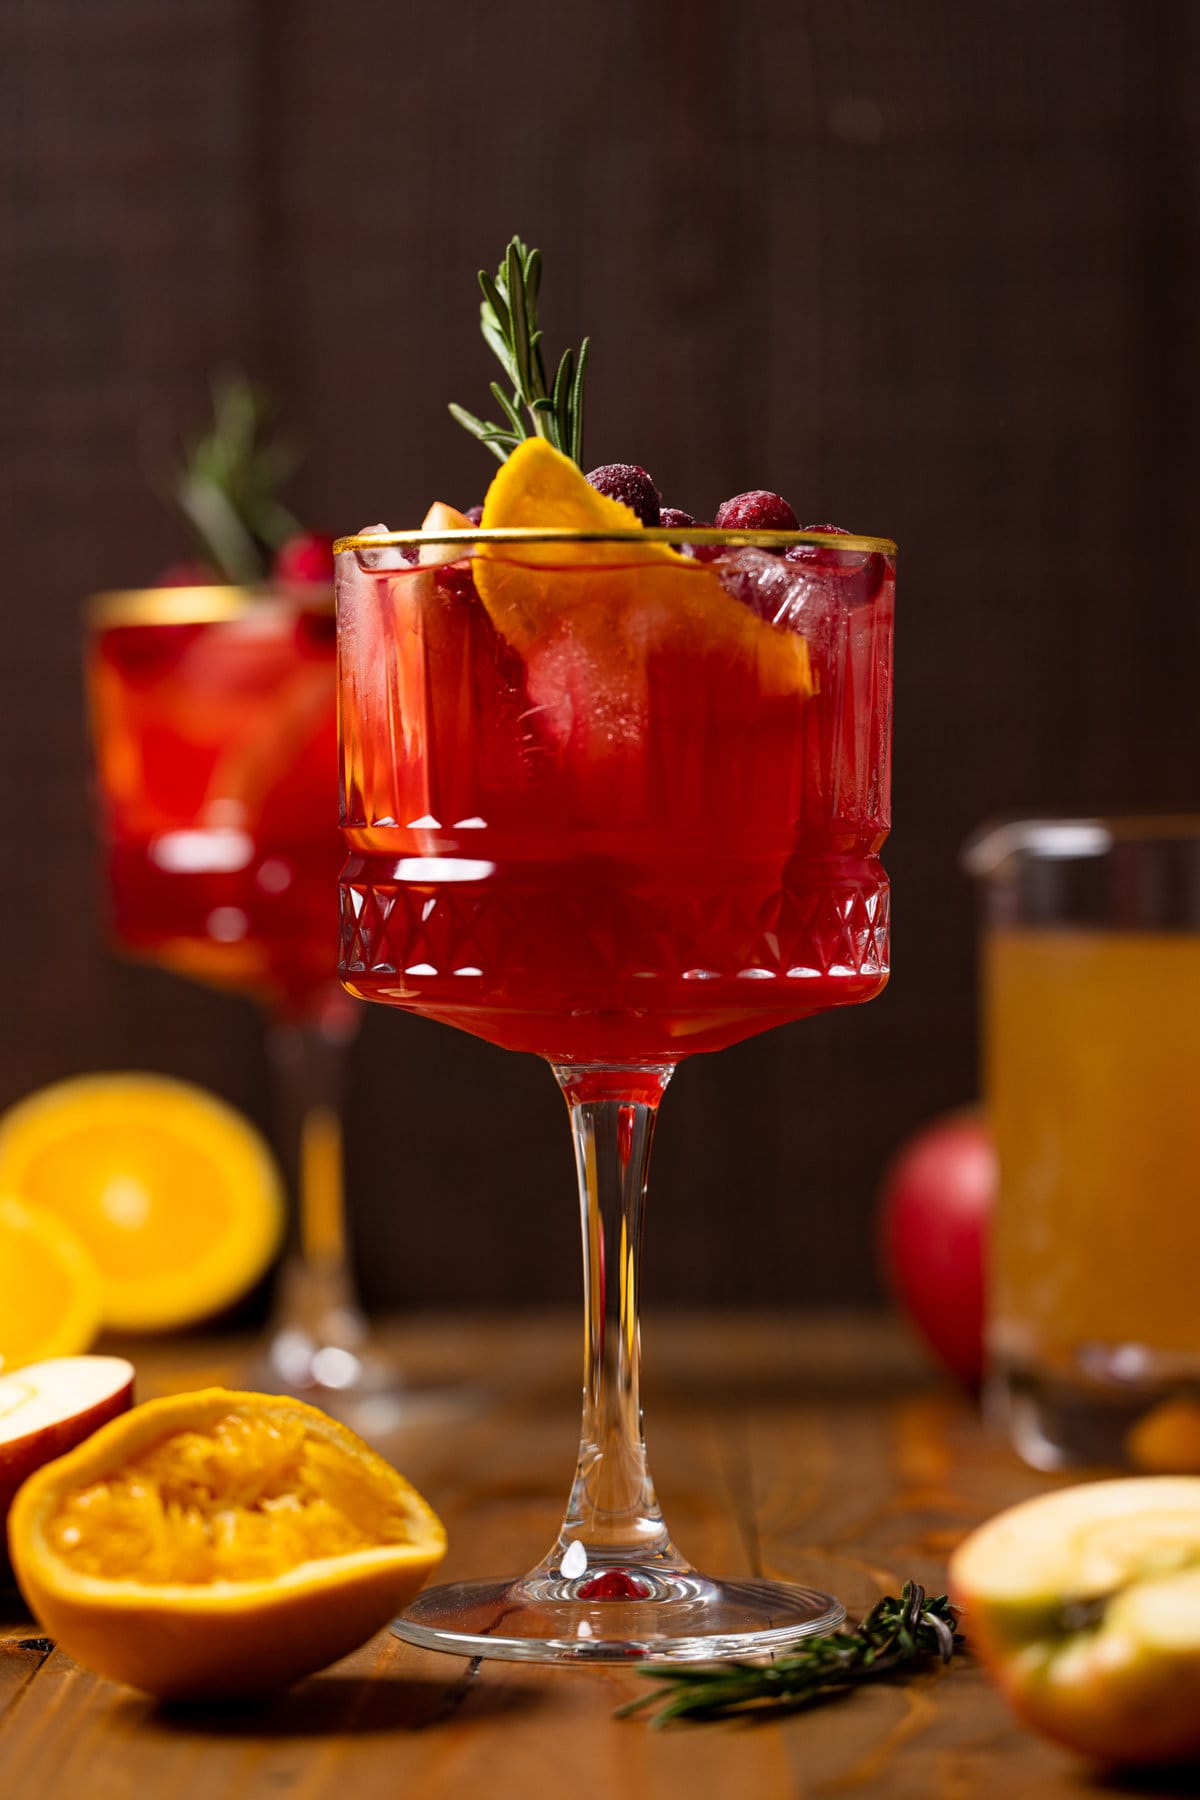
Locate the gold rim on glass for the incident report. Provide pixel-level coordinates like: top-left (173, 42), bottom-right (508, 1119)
top-left (85, 585), bottom-right (335, 629)
top-left (333, 526), bottom-right (898, 556)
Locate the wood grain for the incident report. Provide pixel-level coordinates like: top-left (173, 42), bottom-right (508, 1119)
top-left (0, 1312), bottom-right (1184, 1798)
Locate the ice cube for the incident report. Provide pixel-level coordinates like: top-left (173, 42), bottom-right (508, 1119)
top-left (716, 547), bottom-right (853, 638)
top-left (785, 538), bottom-right (887, 607)
top-left (355, 523), bottom-right (412, 570)
top-left (715, 548), bottom-right (809, 627)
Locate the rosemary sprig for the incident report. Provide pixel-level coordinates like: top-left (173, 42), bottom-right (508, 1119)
top-left (450, 236), bottom-right (589, 466)
top-left (617, 1582), bottom-right (962, 1728)
top-left (173, 373), bottom-right (301, 583)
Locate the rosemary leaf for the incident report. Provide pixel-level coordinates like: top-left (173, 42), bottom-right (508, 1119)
top-left (552, 346), bottom-right (574, 451)
top-left (529, 330), bottom-right (548, 398)
top-left (570, 337), bottom-right (589, 466)
top-left (478, 271), bottom-right (511, 344)
top-left (447, 402), bottom-right (495, 441)
top-left (489, 383), bottom-right (526, 438)
top-left (505, 242), bottom-right (532, 397)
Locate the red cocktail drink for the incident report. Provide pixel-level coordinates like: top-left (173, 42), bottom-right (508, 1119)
top-left (339, 543), bottom-right (892, 1064)
top-left (89, 590), bottom-right (342, 1024)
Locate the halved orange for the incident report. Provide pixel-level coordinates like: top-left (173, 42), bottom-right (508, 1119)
top-left (8, 1388), bottom-right (446, 1698)
top-left (475, 438), bottom-right (813, 698)
top-left (0, 1198), bottom-right (102, 1373)
top-left (0, 1076), bottom-right (284, 1332)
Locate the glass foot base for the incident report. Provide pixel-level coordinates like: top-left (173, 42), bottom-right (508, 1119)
top-left (392, 1570), bottom-right (844, 1664)
top-left (244, 1333), bottom-right (480, 1442)
top-left (990, 1351), bottom-right (1200, 1470)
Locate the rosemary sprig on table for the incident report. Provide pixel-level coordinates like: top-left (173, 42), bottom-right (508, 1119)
top-left (617, 1583), bottom-right (962, 1728)
top-left (450, 235), bottom-right (589, 466)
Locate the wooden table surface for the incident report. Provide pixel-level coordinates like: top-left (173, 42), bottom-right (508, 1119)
top-left (0, 1311), bottom-right (1179, 1799)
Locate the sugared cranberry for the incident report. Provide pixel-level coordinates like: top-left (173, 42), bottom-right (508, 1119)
top-left (576, 1569), bottom-right (651, 1600)
top-left (274, 531), bottom-right (336, 585)
top-left (658, 507), bottom-right (695, 529)
top-left (586, 463), bottom-right (661, 526)
top-left (464, 505), bottom-right (484, 525)
top-left (157, 559), bottom-right (222, 587)
top-left (714, 490), bottom-right (799, 532)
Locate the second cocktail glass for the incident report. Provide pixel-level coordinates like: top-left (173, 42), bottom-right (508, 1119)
top-left (337, 520), bottom-right (895, 1659)
top-left (87, 583), bottom-right (411, 1432)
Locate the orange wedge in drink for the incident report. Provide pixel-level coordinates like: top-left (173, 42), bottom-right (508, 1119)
top-left (0, 1198), bottom-right (102, 1373)
top-left (474, 438), bottom-right (813, 698)
top-left (7, 1389), bottom-right (447, 1697)
top-left (0, 1076), bottom-right (284, 1332)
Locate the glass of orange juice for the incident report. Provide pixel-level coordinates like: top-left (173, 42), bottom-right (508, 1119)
top-left (967, 817), bottom-right (1200, 1470)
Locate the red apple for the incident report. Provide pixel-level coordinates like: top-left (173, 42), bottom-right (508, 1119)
top-left (0, 1356), bottom-right (135, 1545)
top-left (950, 1478), bottom-right (1200, 1766)
top-left (877, 1109), bottom-right (995, 1386)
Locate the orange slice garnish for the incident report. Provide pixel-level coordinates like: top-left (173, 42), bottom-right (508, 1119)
top-left (474, 438), bottom-right (813, 698)
top-left (7, 1389), bottom-right (447, 1697)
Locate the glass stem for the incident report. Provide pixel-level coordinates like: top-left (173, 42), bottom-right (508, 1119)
top-left (540, 1063), bottom-right (691, 1584)
top-left (263, 1012), bottom-right (366, 1386)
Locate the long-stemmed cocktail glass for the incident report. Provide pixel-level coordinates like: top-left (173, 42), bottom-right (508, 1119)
top-left (87, 583), bottom-right (415, 1432)
top-left (337, 523), bottom-right (894, 1659)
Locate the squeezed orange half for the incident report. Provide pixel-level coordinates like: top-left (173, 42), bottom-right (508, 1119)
top-left (8, 1389), bottom-right (446, 1698)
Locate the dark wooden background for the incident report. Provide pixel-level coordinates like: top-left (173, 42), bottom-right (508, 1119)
top-left (3, 0), bottom-right (1196, 1310)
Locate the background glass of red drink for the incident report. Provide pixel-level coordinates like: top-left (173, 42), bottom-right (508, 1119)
top-left (337, 523), bottom-right (895, 1661)
top-left (87, 583), bottom-right (407, 1430)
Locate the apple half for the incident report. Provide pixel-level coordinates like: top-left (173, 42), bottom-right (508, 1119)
top-left (1, 1356), bottom-right (135, 1548)
top-left (950, 1477), bottom-right (1200, 1765)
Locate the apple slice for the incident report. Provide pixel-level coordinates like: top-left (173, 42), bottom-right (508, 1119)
top-left (1, 1356), bottom-right (134, 1544)
top-left (418, 501), bottom-right (475, 566)
top-left (950, 1477), bottom-right (1200, 1766)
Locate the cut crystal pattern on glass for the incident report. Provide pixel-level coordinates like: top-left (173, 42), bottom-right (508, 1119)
top-left (341, 873), bottom-right (889, 987)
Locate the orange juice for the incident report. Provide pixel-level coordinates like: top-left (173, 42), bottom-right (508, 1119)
top-left (986, 928), bottom-right (1200, 1370)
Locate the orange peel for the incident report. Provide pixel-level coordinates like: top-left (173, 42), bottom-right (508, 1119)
top-left (475, 438), bottom-right (813, 698)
